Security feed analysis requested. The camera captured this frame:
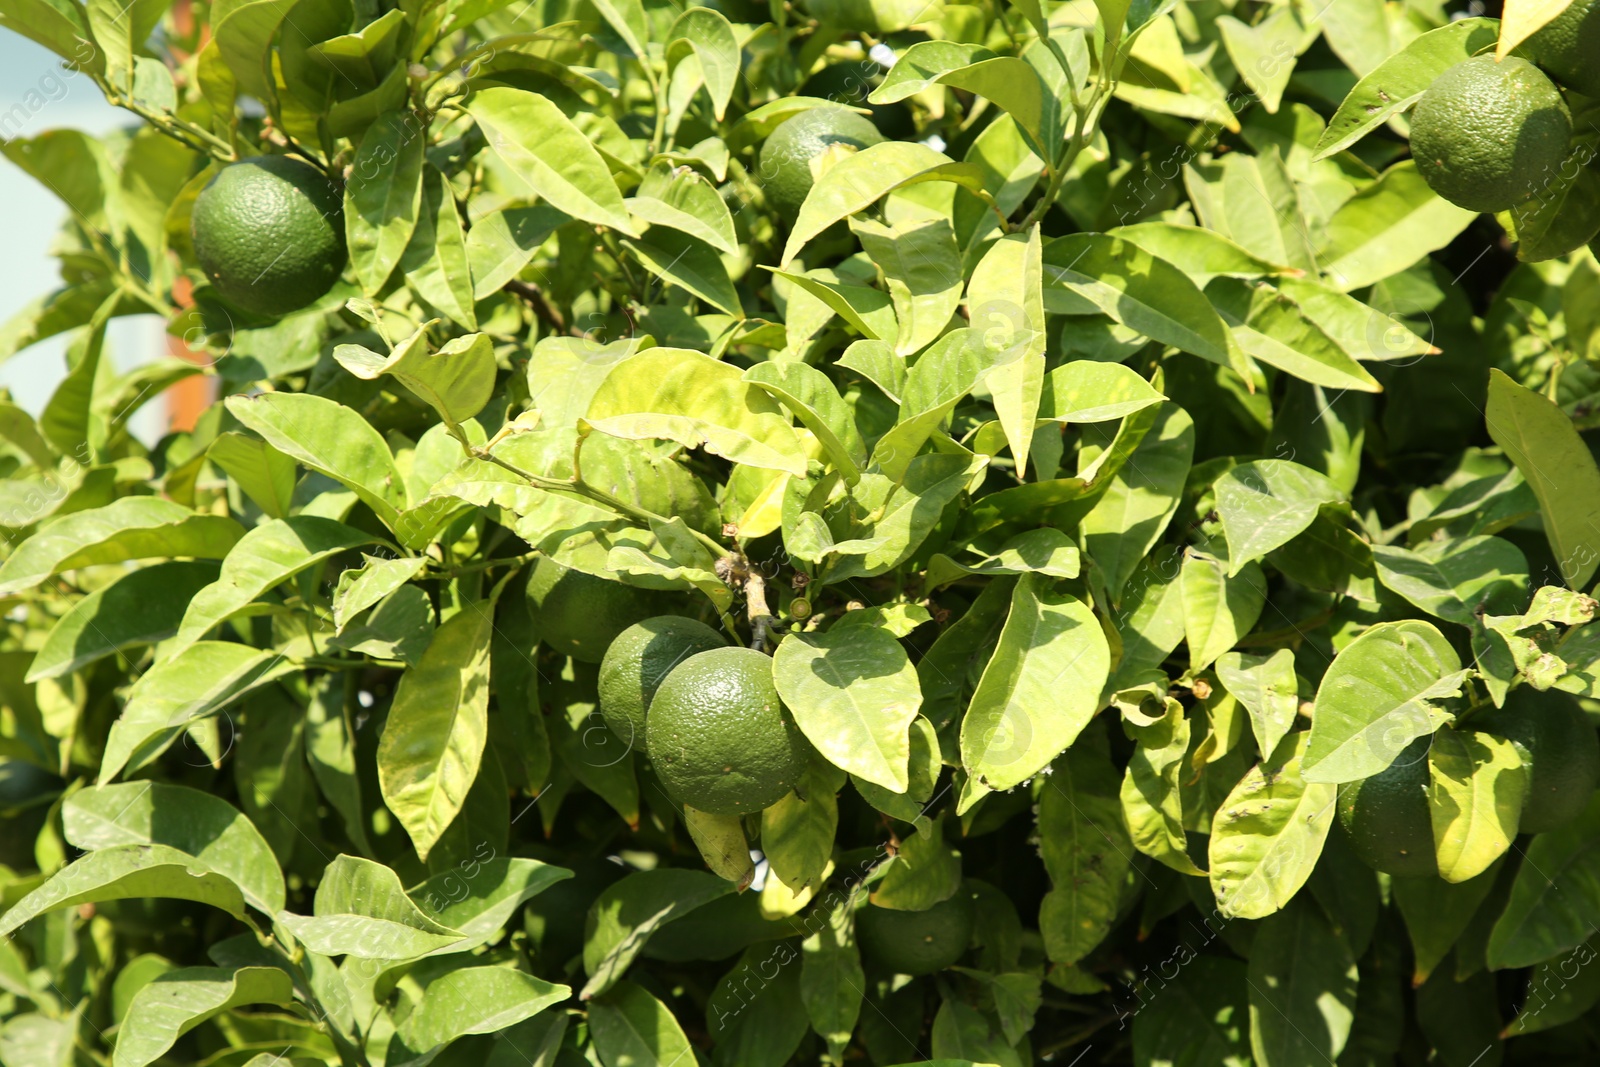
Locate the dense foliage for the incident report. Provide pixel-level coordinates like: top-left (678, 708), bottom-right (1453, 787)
top-left (4, 0), bottom-right (1600, 1065)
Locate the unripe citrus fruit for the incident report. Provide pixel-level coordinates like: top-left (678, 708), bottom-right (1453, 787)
top-left (1410, 55), bottom-right (1571, 213)
top-left (645, 646), bottom-right (807, 815)
top-left (1471, 686), bottom-right (1599, 834)
top-left (759, 107), bottom-right (885, 222)
top-left (799, 61), bottom-right (915, 140)
top-left (856, 889), bottom-right (974, 975)
top-left (191, 155), bottom-right (346, 317)
top-left (598, 616), bottom-right (726, 748)
top-left (1337, 736), bottom-right (1437, 878)
top-left (1523, 0), bottom-right (1600, 99)
top-left (526, 557), bottom-right (668, 663)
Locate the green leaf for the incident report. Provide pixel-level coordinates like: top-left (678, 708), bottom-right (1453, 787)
top-left (590, 0), bottom-right (647, 56)
top-left (100, 642), bottom-right (299, 782)
top-left (1486, 368), bottom-right (1600, 590)
top-left (745, 360), bottom-right (867, 484)
top-left (629, 162), bottom-right (738, 256)
top-left (873, 44), bottom-right (1054, 156)
top-left (86, 0), bottom-right (166, 90)
top-left (0, 497), bottom-right (242, 596)
top-left (279, 853), bottom-right (465, 959)
top-left (336, 328), bottom-right (497, 428)
top-left (1393, 862), bottom-right (1504, 984)
top-left (585, 347), bottom-right (808, 477)
top-left (27, 561), bottom-right (218, 682)
top-left (1042, 232), bottom-right (1234, 367)
top-left (346, 110), bottom-right (426, 294)
top-left (466, 86), bottom-right (635, 235)
top-left (1504, 935), bottom-right (1600, 1035)
top-left (770, 267), bottom-right (897, 341)
top-left (1081, 403), bottom-right (1193, 601)
top-left (1488, 792), bottom-right (1600, 969)
top-left (960, 574), bottom-right (1110, 797)
top-left (1181, 551), bottom-right (1267, 671)
top-left (1039, 361), bottom-right (1166, 423)
top-left (872, 815), bottom-right (962, 909)
top-left (1215, 649), bottom-right (1299, 762)
top-left (1216, 6), bottom-right (1306, 114)
top-left (0, 1013), bottom-right (75, 1067)
top-left (956, 114), bottom-right (1044, 251)
top-left (968, 226), bottom-right (1046, 476)
top-left (825, 454), bottom-right (985, 585)
top-left (666, 8), bottom-right (739, 121)
top-left (782, 142), bottom-right (983, 262)
top-left (623, 225), bottom-right (742, 316)
top-left (0, 844), bottom-right (248, 937)
top-left (0, 399), bottom-right (57, 467)
top-left (332, 555), bottom-right (428, 632)
top-left (710, 950), bottom-right (810, 1065)
top-left (801, 897), bottom-right (863, 1062)
top-left (1429, 728), bottom-right (1526, 884)
top-left (1187, 150), bottom-right (1315, 272)
top-left (919, 577), bottom-right (1014, 732)
top-left (773, 626), bottom-right (922, 793)
top-left (212, 0), bottom-right (294, 102)
top-left (63, 782), bottom-right (285, 914)
top-left (467, 205), bottom-right (567, 299)
top-left (207, 432), bottom-right (297, 518)
top-left (926, 527), bottom-right (1081, 591)
top-left (330, 582), bottom-right (435, 664)
top-left (1121, 698), bottom-right (1202, 875)
top-left (394, 966), bottom-right (569, 1060)
top-left (1208, 732), bottom-right (1336, 919)
top-left (1275, 276), bottom-right (1437, 363)
top-left (400, 167), bottom-right (478, 330)
top-left (168, 516), bottom-right (375, 658)
top-left (800, 0), bottom-right (947, 31)
top-left (1317, 162), bottom-right (1477, 291)
top-left (870, 327), bottom-right (1005, 480)
top-left (0, 0), bottom-right (101, 71)
top-left (683, 806), bottom-right (755, 886)
top-left (1113, 549), bottom-right (1186, 681)
top-left (1112, 220), bottom-right (1291, 283)
top-left (929, 998), bottom-right (1019, 1066)
top-left (853, 718), bottom-right (940, 826)
top-left (303, 6), bottom-right (405, 83)
top-left (302, 674), bottom-right (373, 856)
top-left (582, 869), bottom-right (732, 997)
top-left (851, 216), bottom-right (964, 357)
top-left (409, 856), bottom-right (573, 947)
top-left (1206, 278), bottom-right (1384, 392)
top-left (1314, 18), bottom-right (1500, 160)
top-left (1247, 896), bottom-right (1358, 1066)
top-left (113, 966), bottom-right (295, 1067)
top-left (377, 597), bottom-right (496, 860)
top-left (1302, 620), bottom-right (1467, 784)
top-left (589, 980), bottom-right (697, 1066)
top-left (1214, 459), bottom-right (1345, 574)
top-left (231, 686), bottom-right (311, 865)
top-left (226, 392), bottom-right (409, 529)
top-left (1372, 536), bottom-right (1529, 626)
top-left (1131, 956), bottom-right (1251, 1067)
top-left (761, 761), bottom-right (840, 892)
top-left (1038, 742), bottom-right (1132, 964)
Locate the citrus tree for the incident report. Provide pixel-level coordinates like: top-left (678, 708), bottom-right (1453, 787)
top-left (5, 0), bottom-right (1600, 1064)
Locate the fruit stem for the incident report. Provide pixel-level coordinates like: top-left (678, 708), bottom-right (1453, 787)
top-left (745, 568), bottom-right (776, 650)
